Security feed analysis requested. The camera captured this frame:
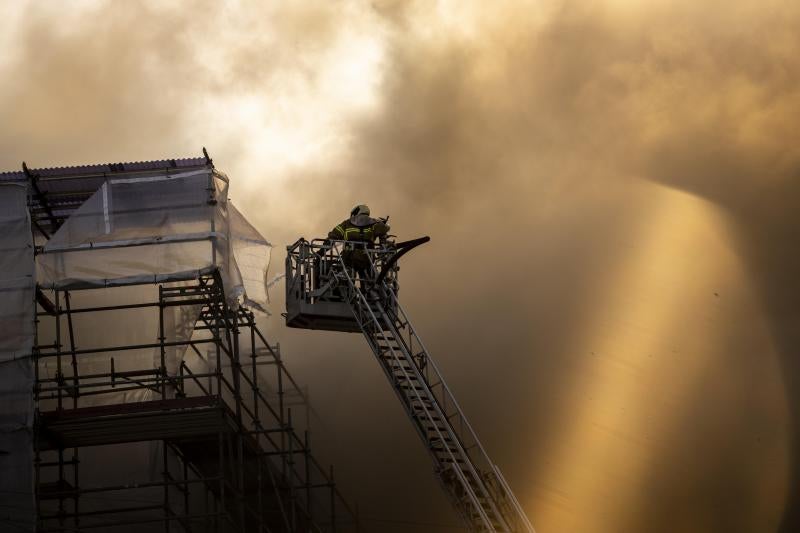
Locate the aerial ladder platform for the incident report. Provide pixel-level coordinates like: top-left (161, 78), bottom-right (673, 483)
top-left (286, 237), bottom-right (535, 532)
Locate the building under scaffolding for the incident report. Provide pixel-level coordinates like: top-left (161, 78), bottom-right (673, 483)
top-left (0, 155), bottom-right (358, 532)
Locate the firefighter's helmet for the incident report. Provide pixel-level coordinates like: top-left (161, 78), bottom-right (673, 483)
top-left (350, 204), bottom-right (370, 217)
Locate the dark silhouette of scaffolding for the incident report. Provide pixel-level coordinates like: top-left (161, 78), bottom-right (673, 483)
top-left (34, 274), bottom-right (356, 532)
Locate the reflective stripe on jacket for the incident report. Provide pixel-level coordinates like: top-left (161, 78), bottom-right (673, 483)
top-left (328, 218), bottom-right (389, 242)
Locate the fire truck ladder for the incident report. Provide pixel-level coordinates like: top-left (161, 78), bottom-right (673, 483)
top-left (288, 239), bottom-right (535, 532)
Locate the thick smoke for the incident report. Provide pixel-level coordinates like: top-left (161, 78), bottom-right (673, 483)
top-left (1, 1), bottom-right (798, 531)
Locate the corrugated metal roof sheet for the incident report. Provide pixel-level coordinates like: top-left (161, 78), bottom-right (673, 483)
top-left (2, 155), bottom-right (213, 235)
top-left (0, 157), bottom-right (209, 182)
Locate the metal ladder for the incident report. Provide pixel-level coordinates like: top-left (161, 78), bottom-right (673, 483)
top-left (330, 244), bottom-right (535, 533)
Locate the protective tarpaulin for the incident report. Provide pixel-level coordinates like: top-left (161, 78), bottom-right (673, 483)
top-left (0, 183), bottom-right (36, 530)
top-left (34, 167), bottom-right (271, 409)
top-left (36, 168), bottom-right (272, 312)
top-left (229, 203), bottom-right (272, 313)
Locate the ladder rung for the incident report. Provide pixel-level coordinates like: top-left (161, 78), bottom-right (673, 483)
top-left (395, 368), bottom-right (426, 378)
top-left (431, 450), bottom-right (459, 457)
top-left (379, 352), bottom-right (409, 359)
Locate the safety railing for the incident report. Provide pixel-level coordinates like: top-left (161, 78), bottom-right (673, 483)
top-left (286, 238), bottom-right (400, 303)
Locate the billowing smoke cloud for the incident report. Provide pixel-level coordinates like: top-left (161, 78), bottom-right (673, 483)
top-left (1, 1), bottom-right (798, 531)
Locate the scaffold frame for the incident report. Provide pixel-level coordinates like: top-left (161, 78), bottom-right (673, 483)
top-left (33, 273), bottom-right (358, 532)
top-left (0, 155), bottom-right (359, 532)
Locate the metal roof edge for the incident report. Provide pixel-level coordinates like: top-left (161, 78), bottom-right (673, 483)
top-left (0, 156), bottom-right (212, 182)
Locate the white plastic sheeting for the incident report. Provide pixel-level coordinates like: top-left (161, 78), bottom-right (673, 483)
top-left (36, 168), bottom-right (271, 312)
top-left (229, 203), bottom-right (272, 313)
top-left (34, 167), bottom-right (271, 409)
top-left (0, 183), bottom-right (36, 530)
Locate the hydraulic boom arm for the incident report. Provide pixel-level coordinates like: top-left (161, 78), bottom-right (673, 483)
top-left (285, 239), bottom-right (535, 532)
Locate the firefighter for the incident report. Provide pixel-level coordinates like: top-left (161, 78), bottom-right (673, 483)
top-left (328, 204), bottom-right (389, 273)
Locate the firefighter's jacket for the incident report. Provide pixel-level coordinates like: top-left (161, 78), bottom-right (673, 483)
top-left (328, 214), bottom-right (389, 243)
top-left (328, 215), bottom-right (389, 270)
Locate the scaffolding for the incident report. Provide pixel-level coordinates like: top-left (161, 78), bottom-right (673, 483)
top-left (0, 156), bottom-right (358, 532)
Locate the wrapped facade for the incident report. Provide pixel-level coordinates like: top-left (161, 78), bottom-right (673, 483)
top-left (0, 159), bottom-right (356, 532)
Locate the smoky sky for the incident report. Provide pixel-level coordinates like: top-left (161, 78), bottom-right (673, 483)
top-left (1, 1), bottom-right (799, 532)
